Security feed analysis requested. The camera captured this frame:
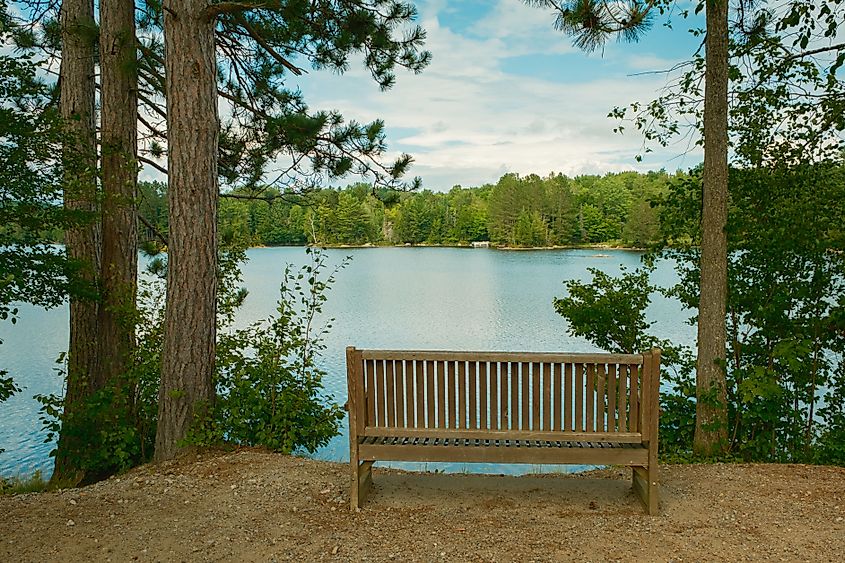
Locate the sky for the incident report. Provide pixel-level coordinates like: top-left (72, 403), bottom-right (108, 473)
top-left (290, 0), bottom-right (706, 191)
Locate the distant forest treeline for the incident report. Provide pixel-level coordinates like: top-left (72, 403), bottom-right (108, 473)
top-left (140, 170), bottom-right (680, 248)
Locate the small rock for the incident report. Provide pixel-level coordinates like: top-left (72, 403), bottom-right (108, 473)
top-left (69, 499), bottom-right (77, 505)
top-left (66, 520), bottom-right (75, 527)
top-left (331, 546), bottom-right (339, 555)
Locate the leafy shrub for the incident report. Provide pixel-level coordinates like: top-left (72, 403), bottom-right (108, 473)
top-left (554, 265), bottom-right (697, 457)
top-left (556, 163), bottom-right (845, 465)
top-left (194, 247), bottom-right (347, 453)
top-left (37, 245), bottom-right (347, 479)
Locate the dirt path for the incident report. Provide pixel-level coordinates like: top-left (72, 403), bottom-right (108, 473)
top-left (1, 450), bottom-right (843, 562)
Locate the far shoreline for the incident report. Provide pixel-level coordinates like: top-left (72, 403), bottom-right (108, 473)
top-left (246, 242), bottom-right (649, 252)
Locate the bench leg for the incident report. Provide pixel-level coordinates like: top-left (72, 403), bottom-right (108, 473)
top-left (632, 465), bottom-right (659, 515)
top-left (351, 459), bottom-right (374, 510)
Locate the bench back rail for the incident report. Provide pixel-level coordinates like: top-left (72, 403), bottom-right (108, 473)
top-left (346, 349), bottom-right (660, 443)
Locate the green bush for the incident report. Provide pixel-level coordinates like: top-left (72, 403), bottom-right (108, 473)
top-left (37, 245), bottom-right (347, 479)
top-left (194, 247), bottom-right (347, 453)
top-left (556, 162), bottom-right (845, 465)
top-left (554, 264), bottom-right (697, 458)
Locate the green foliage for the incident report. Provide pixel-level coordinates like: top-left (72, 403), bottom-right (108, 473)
top-left (36, 244), bottom-right (346, 476)
top-left (197, 248), bottom-right (347, 453)
top-left (659, 163), bottom-right (845, 463)
top-left (525, 0), bottom-right (658, 53)
top-left (556, 160), bottom-right (845, 465)
top-left (555, 266), bottom-right (659, 354)
top-left (558, 161), bottom-right (845, 464)
top-left (593, 0), bottom-right (845, 168)
top-left (140, 169), bottom-right (676, 251)
top-left (0, 49), bottom-right (92, 412)
top-left (34, 262), bottom-right (168, 479)
top-left (553, 264), bottom-right (697, 456)
top-left (0, 53), bottom-right (86, 312)
top-left (0, 471), bottom-right (49, 495)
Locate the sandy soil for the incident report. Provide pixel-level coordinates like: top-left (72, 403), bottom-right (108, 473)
top-left (1, 450), bottom-right (843, 562)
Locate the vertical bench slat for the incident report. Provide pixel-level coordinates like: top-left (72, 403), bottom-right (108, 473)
top-left (543, 363), bottom-right (552, 431)
top-left (365, 360), bottom-right (376, 427)
top-left (630, 363), bottom-right (639, 433)
top-left (405, 359), bottom-right (415, 428)
top-left (531, 362), bottom-right (541, 430)
top-left (385, 360), bottom-right (396, 426)
top-left (639, 362), bottom-right (647, 441)
top-left (521, 362), bottom-right (530, 430)
top-left (585, 363), bottom-right (595, 432)
top-left (500, 362), bottom-right (509, 430)
top-left (510, 362), bottom-right (519, 431)
top-left (553, 363), bottom-right (562, 431)
top-left (574, 363), bottom-right (583, 431)
top-left (437, 360), bottom-right (446, 428)
top-left (608, 363), bottom-right (617, 432)
top-left (356, 352), bottom-right (366, 435)
top-left (618, 363), bottom-right (628, 432)
top-left (426, 360), bottom-right (435, 429)
top-left (458, 361), bottom-right (467, 430)
top-left (447, 361), bottom-right (457, 429)
top-left (375, 360), bottom-right (386, 427)
top-left (563, 363), bottom-right (572, 432)
top-left (596, 363), bottom-right (606, 432)
top-left (469, 361), bottom-right (478, 429)
top-left (479, 362), bottom-right (488, 430)
top-left (489, 362), bottom-right (499, 430)
top-left (394, 360), bottom-right (405, 427)
top-left (415, 360), bottom-right (425, 429)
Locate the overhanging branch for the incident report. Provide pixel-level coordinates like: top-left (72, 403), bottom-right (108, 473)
top-left (205, 2), bottom-right (267, 19)
top-left (139, 155), bottom-right (168, 175)
top-left (233, 13), bottom-right (306, 76)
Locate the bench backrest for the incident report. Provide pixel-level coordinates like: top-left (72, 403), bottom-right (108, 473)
top-left (347, 348), bottom-right (660, 443)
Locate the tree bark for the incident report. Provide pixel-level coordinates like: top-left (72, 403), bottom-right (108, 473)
top-left (155, 0), bottom-right (219, 461)
top-left (98, 0), bottom-right (139, 389)
top-left (694, 0), bottom-right (730, 457)
top-left (53, 0), bottom-right (100, 483)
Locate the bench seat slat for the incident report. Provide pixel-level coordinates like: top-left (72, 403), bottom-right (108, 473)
top-left (359, 442), bottom-right (648, 465)
top-left (361, 427), bottom-right (643, 443)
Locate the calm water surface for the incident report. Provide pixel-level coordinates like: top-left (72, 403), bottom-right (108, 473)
top-left (0, 247), bottom-right (694, 478)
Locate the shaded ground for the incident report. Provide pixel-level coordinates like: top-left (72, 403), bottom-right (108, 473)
top-left (1, 450), bottom-right (843, 562)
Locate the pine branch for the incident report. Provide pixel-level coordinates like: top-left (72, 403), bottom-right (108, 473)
top-left (138, 213), bottom-right (169, 247)
top-left (233, 13), bottom-right (306, 76)
top-left (137, 112), bottom-right (166, 139)
top-left (139, 155), bottom-right (168, 175)
top-left (219, 191), bottom-right (307, 205)
top-left (205, 2), bottom-right (267, 19)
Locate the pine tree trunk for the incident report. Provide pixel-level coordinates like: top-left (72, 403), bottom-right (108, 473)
top-left (155, 0), bottom-right (219, 461)
top-left (694, 0), bottom-right (730, 457)
top-left (53, 0), bottom-right (100, 483)
top-left (98, 0), bottom-right (138, 390)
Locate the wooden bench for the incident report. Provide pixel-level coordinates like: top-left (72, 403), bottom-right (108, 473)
top-left (345, 347), bottom-right (661, 514)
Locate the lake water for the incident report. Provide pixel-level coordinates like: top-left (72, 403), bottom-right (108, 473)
top-left (0, 247), bottom-right (694, 478)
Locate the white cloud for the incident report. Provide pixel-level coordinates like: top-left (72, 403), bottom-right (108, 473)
top-left (253, 0), bottom-right (705, 190)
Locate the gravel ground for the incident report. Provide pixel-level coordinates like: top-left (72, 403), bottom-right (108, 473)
top-left (1, 449), bottom-right (843, 562)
